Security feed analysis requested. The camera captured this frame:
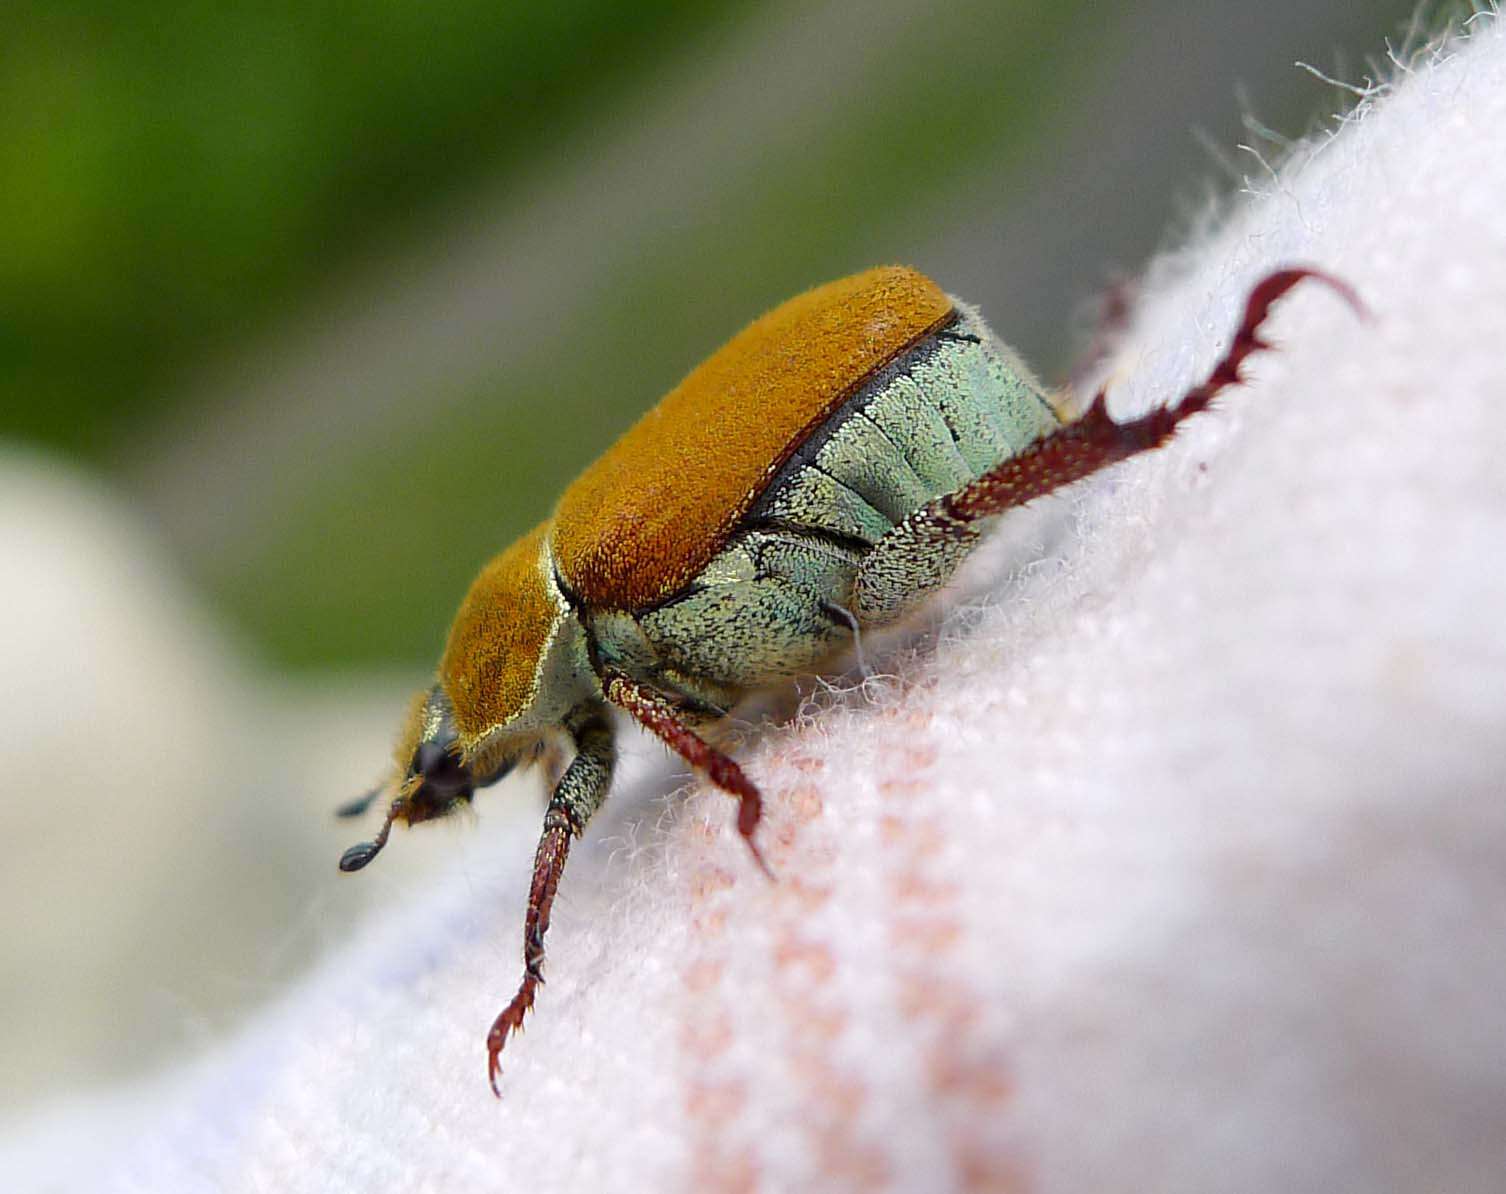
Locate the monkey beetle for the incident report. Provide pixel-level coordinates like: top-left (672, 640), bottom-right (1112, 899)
top-left (337, 265), bottom-right (1360, 1094)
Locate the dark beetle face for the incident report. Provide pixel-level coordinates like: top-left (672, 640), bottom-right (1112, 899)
top-left (337, 685), bottom-right (521, 874)
top-left (401, 688), bottom-right (516, 823)
top-left (403, 737), bottom-right (475, 823)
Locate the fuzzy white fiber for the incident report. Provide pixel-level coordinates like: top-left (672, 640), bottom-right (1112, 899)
top-left (11, 15), bottom-right (1506, 1194)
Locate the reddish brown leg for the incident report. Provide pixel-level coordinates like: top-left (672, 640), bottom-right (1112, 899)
top-left (945, 267), bottom-right (1365, 523)
top-left (601, 668), bottom-right (774, 879)
top-left (486, 707), bottom-right (614, 1096)
top-left (486, 813), bottom-right (572, 1095)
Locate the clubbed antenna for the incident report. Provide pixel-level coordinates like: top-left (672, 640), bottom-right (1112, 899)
top-left (338, 800), bottom-right (402, 872)
top-left (334, 783), bottom-right (385, 819)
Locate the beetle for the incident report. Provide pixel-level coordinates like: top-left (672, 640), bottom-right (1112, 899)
top-left (336, 264), bottom-right (1359, 1094)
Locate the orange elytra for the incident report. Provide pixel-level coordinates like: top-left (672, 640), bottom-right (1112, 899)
top-left (552, 266), bottom-right (953, 612)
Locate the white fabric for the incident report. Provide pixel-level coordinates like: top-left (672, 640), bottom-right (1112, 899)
top-left (10, 15), bottom-right (1506, 1192)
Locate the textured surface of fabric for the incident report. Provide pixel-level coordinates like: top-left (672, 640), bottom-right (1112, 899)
top-left (8, 16), bottom-right (1506, 1193)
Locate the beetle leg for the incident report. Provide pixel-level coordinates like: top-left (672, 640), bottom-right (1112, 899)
top-left (486, 704), bottom-right (615, 1096)
top-left (954, 267), bottom-right (1364, 520)
top-left (854, 267), bottom-right (1363, 623)
top-left (600, 667), bottom-right (774, 879)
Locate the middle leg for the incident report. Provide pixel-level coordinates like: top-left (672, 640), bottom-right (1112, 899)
top-left (600, 666), bottom-right (773, 878)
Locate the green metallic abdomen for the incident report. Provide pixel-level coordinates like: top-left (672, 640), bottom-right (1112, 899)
top-left (619, 302), bottom-right (1062, 695)
top-left (746, 301), bottom-right (1059, 543)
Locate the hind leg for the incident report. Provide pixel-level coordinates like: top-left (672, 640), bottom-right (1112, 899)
top-left (854, 268), bottom-right (1363, 624)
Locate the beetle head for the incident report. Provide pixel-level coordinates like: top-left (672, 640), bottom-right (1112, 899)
top-left (337, 684), bottom-right (518, 872)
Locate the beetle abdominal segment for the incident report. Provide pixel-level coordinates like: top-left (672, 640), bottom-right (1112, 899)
top-left (619, 297), bottom-right (1062, 683)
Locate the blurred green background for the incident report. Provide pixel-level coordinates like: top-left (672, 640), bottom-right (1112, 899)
top-left (3, 0), bottom-right (1426, 672)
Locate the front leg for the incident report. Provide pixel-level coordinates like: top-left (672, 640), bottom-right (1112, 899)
top-left (600, 667), bottom-right (774, 879)
top-left (486, 704), bottom-right (615, 1095)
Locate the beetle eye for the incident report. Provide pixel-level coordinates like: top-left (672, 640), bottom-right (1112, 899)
top-left (412, 741), bottom-right (472, 795)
